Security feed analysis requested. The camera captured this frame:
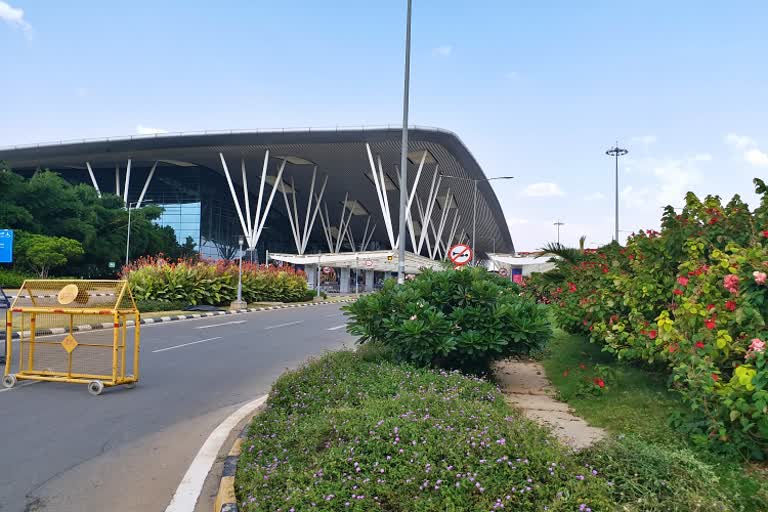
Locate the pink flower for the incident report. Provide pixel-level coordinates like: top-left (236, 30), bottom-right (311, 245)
top-left (723, 274), bottom-right (740, 294)
top-left (753, 271), bottom-right (767, 285)
top-left (677, 276), bottom-right (689, 286)
top-left (749, 338), bottom-right (765, 353)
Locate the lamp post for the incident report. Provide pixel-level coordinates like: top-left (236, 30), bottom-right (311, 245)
top-left (125, 200), bottom-right (153, 266)
top-left (396, 0), bottom-right (413, 284)
top-left (237, 235), bottom-right (244, 303)
top-left (438, 173), bottom-right (514, 263)
top-left (553, 220), bottom-right (565, 244)
top-left (605, 144), bottom-right (628, 243)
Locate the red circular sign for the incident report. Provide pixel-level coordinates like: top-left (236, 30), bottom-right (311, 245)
top-left (448, 244), bottom-right (473, 266)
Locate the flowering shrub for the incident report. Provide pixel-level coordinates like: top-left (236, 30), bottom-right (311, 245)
top-left (121, 255), bottom-right (308, 305)
top-left (344, 267), bottom-right (551, 372)
top-left (526, 178), bottom-right (768, 458)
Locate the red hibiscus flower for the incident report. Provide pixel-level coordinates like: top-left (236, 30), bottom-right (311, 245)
top-left (673, 288), bottom-right (683, 296)
top-left (668, 343), bottom-right (679, 353)
top-left (705, 318), bottom-right (716, 330)
top-left (761, 230), bottom-right (768, 238)
top-left (649, 330), bottom-right (658, 339)
top-left (593, 378), bottom-right (605, 388)
top-left (706, 303), bottom-right (716, 311)
top-left (695, 341), bottom-right (705, 349)
top-left (677, 276), bottom-right (689, 286)
top-left (568, 282), bottom-right (577, 292)
top-left (725, 300), bottom-right (737, 312)
top-left (711, 373), bottom-right (719, 382)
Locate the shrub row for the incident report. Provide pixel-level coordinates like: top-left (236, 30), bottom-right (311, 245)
top-left (344, 267), bottom-right (551, 372)
top-left (526, 178), bottom-right (768, 458)
top-left (121, 256), bottom-right (308, 306)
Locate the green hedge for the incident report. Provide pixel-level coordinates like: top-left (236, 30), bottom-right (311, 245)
top-left (122, 256), bottom-right (308, 306)
top-left (0, 268), bottom-right (35, 289)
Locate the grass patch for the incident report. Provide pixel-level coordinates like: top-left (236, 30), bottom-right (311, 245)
top-left (542, 330), bottom-right (768, 512)
top-left (235, 346), bottom-right (757, 511)
top-left (237, 347), bottom-right (614, 511)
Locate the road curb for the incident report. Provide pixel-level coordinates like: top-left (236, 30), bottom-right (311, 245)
top-left (214, 426), bottom-right (248, 512)
top-left (1, 298), bottom-right (355, 340)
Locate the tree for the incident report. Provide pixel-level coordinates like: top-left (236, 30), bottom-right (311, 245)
top-left (15, 233), bottom-right (84, 277)
top-left (0, 168), bottom-right (186, 276)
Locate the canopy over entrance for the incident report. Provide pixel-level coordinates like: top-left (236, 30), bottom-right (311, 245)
top-left (268, 250), bottom-right (443, 274)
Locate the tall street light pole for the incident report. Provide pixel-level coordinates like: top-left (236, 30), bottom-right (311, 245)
top-left (397, 0), bottom-right (412, 284)
top-left (439, 173), bottom-right (514, 264)
top-left (605, 144), bottom-right (628, 244)
top-left (553, 220), bottom-right (564, 244)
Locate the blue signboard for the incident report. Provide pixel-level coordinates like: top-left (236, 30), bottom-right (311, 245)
top-left (0, 229), bottom-right (14, 263)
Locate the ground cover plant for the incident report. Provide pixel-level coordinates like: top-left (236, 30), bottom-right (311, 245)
top-left (122, 256), bottom-right (308, 305)
top-left (343, 267), bottom-right (551, 372)
top-left (541, 331), bottom-right (768, 512)
top-left (236, 348), bottom-right (753, 511)
top-left (525, 178), bottom-right (768, 458)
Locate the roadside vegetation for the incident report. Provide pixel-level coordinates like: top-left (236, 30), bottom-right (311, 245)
top-left (0, 166), bottom-right (192, 278)
top-left (526, 178), bottom-right (768, 458)
top-left (122, 255), bottom-right (309, 306)
top-left (542, 330), bottom-right (768, 511)
top-left (344, 266), bottom-right (550, 372)
top-left (236, 347), bottom-right (749, 511)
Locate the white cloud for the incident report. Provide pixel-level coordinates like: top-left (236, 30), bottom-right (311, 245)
top-left (433, 45), bottom-right (452, 57)
top-left (745, 148), bottom-right (768, 167)
top-left (631, 135), bottom-right (657, 145)
top-left (522, 182), bottom-right (565, 197)
top-left (693, 153), bottom-right (712, 162)
top-left (584, 192), bottom-right (605, 201)
top-left (725, 133), bottom-right (756, 149)
top-left (0, 1), bottom-right (31, 32)
top-left (136, 124), bottom-right (169, 135)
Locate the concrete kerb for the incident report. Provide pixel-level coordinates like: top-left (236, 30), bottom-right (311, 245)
top-left (213, 425), bottom-right (249, 512)
top-left (0, 298), bottom-right (356, 340)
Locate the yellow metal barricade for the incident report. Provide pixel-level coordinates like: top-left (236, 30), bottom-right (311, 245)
top-left (3, 280), bottom-right (140, 395)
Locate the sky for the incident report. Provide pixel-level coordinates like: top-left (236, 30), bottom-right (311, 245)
top-left (2, 1), bottom-right (768, 251)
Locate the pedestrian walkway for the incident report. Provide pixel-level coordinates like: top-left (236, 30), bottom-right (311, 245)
top-left (495, 359), bottom-right (606, 450)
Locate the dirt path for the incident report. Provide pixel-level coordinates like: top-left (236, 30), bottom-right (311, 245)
top-left (495, 360), bottom-right (606, 450)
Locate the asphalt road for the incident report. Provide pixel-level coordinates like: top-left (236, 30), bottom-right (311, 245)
top-left (0, 303), bottom-right (355, 512)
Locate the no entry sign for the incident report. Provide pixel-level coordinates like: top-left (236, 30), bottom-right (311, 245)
top-left (322, 266), bottom-right (333, 275)
top-left (499, 267), bottom-right (509, 277)
top-left (448, 243), bottom-right (472, 267)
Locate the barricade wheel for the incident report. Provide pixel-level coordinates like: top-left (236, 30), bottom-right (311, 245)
top-left (88, 380), bottom-right (104, 396)
top-left (2, 374), bottom-right (17, 389)
top-left (125, 382), bottom-right (136, 389)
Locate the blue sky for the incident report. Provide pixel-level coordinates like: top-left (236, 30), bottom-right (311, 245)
top-left (2, 1), bottom-right (767, 251)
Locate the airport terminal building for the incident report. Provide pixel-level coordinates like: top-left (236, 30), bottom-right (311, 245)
top-left (0, 127), bottom-right (513, 287)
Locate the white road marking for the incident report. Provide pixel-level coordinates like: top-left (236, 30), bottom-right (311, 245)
top-left (327, 324), bottom-right (347, 331)
top-left (264, 320), bottom-right (304, 330)
top-left (325, 313), bottom-right (341, 317)
top-left (195, 320), bottom-right (246, 330)
top-left (0, 380), bottom-right (39, 393)
top-left (152, 337), bottom-right (224, 353)
top-left (164, 394), bottom-right (268, 512)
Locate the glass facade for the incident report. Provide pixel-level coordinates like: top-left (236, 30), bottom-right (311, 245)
top-left (39, 164), bottom-right (309, 261)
